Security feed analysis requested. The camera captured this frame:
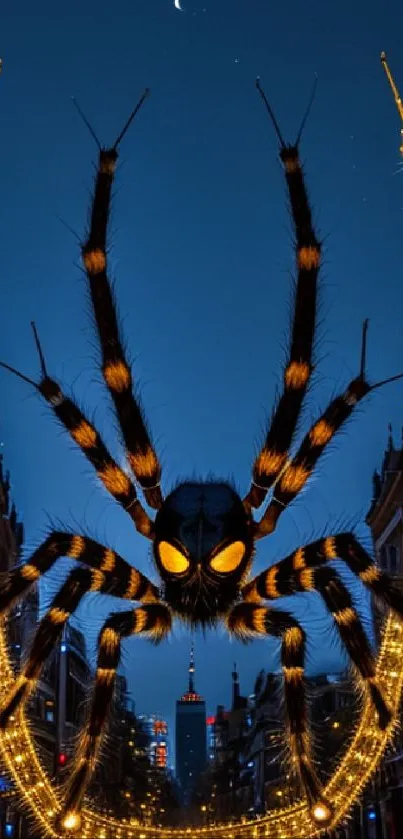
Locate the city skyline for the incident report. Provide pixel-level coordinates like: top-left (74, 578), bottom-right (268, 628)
top-left (1, 0), bottom-right (403, 731)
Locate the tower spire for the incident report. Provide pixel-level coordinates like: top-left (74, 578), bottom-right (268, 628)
top-left (380, 52), bottom-right (403, 155)
top-left (388, 422), bottom-right (394, 452)
top-left (179, 643), bottom-right (203, 702)
top-left (188, 642), bottom-right (195, 694)
top-left (232, 661), bottom-right (240, 709)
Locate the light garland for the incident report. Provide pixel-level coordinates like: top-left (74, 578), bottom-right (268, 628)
top-left (1, 614), bottom-right (403, 838)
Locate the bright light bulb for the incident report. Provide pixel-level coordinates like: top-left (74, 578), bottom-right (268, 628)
top-left (312, 801), bottom-right (333, 824)
top-left (62, 811), bottom-right (81, 831)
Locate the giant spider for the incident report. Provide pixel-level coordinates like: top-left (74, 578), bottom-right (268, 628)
top-left (1, 81), bottom-right (403, 832)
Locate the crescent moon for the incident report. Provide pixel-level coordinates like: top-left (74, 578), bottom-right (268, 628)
top-left (174, 0), bottom-right (184, 9)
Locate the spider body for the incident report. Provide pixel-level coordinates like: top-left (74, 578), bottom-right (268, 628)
top-left (153, 481), bottom-right (253, 624)
top-left (1, 82), bottom-right (403, 830)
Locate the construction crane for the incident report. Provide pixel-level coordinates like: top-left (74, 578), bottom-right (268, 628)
top-left (380, 51), bottom-right (403, 156)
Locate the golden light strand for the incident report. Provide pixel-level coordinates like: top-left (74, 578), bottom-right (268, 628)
top-left (1, 614), bottom-right (403, 837)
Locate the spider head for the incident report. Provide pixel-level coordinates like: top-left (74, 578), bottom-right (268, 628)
top-left (153, 481), bottom-right (253, 625)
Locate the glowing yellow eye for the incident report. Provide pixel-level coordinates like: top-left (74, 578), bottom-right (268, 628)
top-left (158, 541), bottom-right (190, 574)
top-left (210, 541), bottom-right (245, 573)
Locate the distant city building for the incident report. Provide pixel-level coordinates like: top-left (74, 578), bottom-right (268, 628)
top-left (153, 718), bottom-right (169, 768)
top-left (93, 671), bottom-right (134, 809)
top-left (136, 714), bottom-right (169, 768)
top-left (189, 663), bottom-right (253, 824)
top-left (368, 425), bottom-right (403, 571)
top-left (206, 713), bottom-right (219, 762)
top-left (56, 623), bottom-right (91, 769)
top-left (0, 454), bottom-right (25, 659)
top-left (197, 666), bottom-right (358, 825)
top-left (0, 455), bottom-right (26, 838)
top-left (366, 426), bottom-right (403, 839)
top-left (0, 454), bottom-right (137, 833)
top-left (175, 644), bottom-right (206, 804)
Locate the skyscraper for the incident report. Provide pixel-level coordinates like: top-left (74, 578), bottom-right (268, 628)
top-left (136, 714), bottom-right (169, 768)
top-left (175, 644), bottom-right (206, 804)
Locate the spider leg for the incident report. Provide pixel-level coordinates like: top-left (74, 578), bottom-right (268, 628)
top-left (245, 562), bottom-right (391, 728)
top-left (318, 532), bottom-right (403, 615)
top-left (0, 327), bottom-right (153, 537)
top-left (81, 92), bottom-right (162, 510)
top-left (227, 602), bottom-right (332, 823)
top-left (299, 566), bottom-right (392, 729)
top-left (59, 603), bottom-right (171, 826)
top-left (0, 531), bottom-right (159, 616)
top-left (243, 533), bottom-right (403, 621)
top-left (0, 566), bottom-right (114, 727)
top-left (243, 533), bottom-right (403, 726)
top-left (244, 81), bottom-right (321, 510)
top-left (255, 331), bottom-right (403, 536)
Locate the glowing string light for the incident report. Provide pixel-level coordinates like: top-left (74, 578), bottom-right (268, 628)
top-left (1, 613), bottom-right (403, 837)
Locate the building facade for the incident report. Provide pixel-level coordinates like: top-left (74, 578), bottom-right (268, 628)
top-left (0, 455), bottom-right (134, 834)
top-left (0, 455), bottom-right (26, 839)
top-left (196, 666), bottom-right (358, 827)
top-left (365, 427), bottom-right (403, 839)
top-left (136, 714), bottom-right (169, 769)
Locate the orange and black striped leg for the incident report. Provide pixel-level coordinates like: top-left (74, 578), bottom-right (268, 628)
top-left (81, 93), bottom-right (162, 509)
top-left (294, 565), bottom-right (391, 729)
top-left (0, 328), bottom-right (153, 536)
top-left (59, 603), bottom-right (171, 828)
top-left (0, 531), bottom-right (159, 616)
top-left (227, 602), bottom-right (332, 824)
top-left (243, 541), bottom-right (396, 728)
top-left (317, 533), bottom-right (403, 618)
top-left (245, 534), bottom-right (403, 619)
top-left (0, 566), bottom-right (110, 728)
top-left (244, 82), bottom-right (321, 511)
top-left (256, 357), bottom-right (403, 537)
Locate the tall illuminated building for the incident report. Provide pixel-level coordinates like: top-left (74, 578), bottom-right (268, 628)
top-left (152, 718), bottom-right (169, 768)
top-left (175, 644), bottom-right (206, 804)
top-left (136, 714), bottom-right (169, 768)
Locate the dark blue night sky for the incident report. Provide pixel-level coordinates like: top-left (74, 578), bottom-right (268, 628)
top-left (1, 0), bottom-right (403, 749)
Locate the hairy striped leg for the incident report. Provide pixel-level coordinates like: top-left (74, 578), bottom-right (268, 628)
top-left (243, 534), bottom-right (403, 726)
top-left (244, 562), bottom-right (391, 727)
top-left (227, 602), bottom-right (332, 822)
top-left (0, 567), bottom-right (116, 726)
top-left (244, 533), bottom-right (403, 617)
top-left (0, 531), bottom-right (158, 616)
top-left (301, 566), bottom-right (391, 727)
top-left (255, 349), bottom-right (403, 537)
top-left (0, 328), bottom-right (153, 536)
top-left (244, 81), bottom-right (321, 510)
top-left (60, 603), bottom-right (171, 826)
top-left (81, 91), bottom-right (162, 510)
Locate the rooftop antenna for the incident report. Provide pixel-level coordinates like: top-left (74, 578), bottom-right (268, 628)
top-left (188, 642), bottom-right (195, 694)
top-left (380, 52), bottom-right (403, 156)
